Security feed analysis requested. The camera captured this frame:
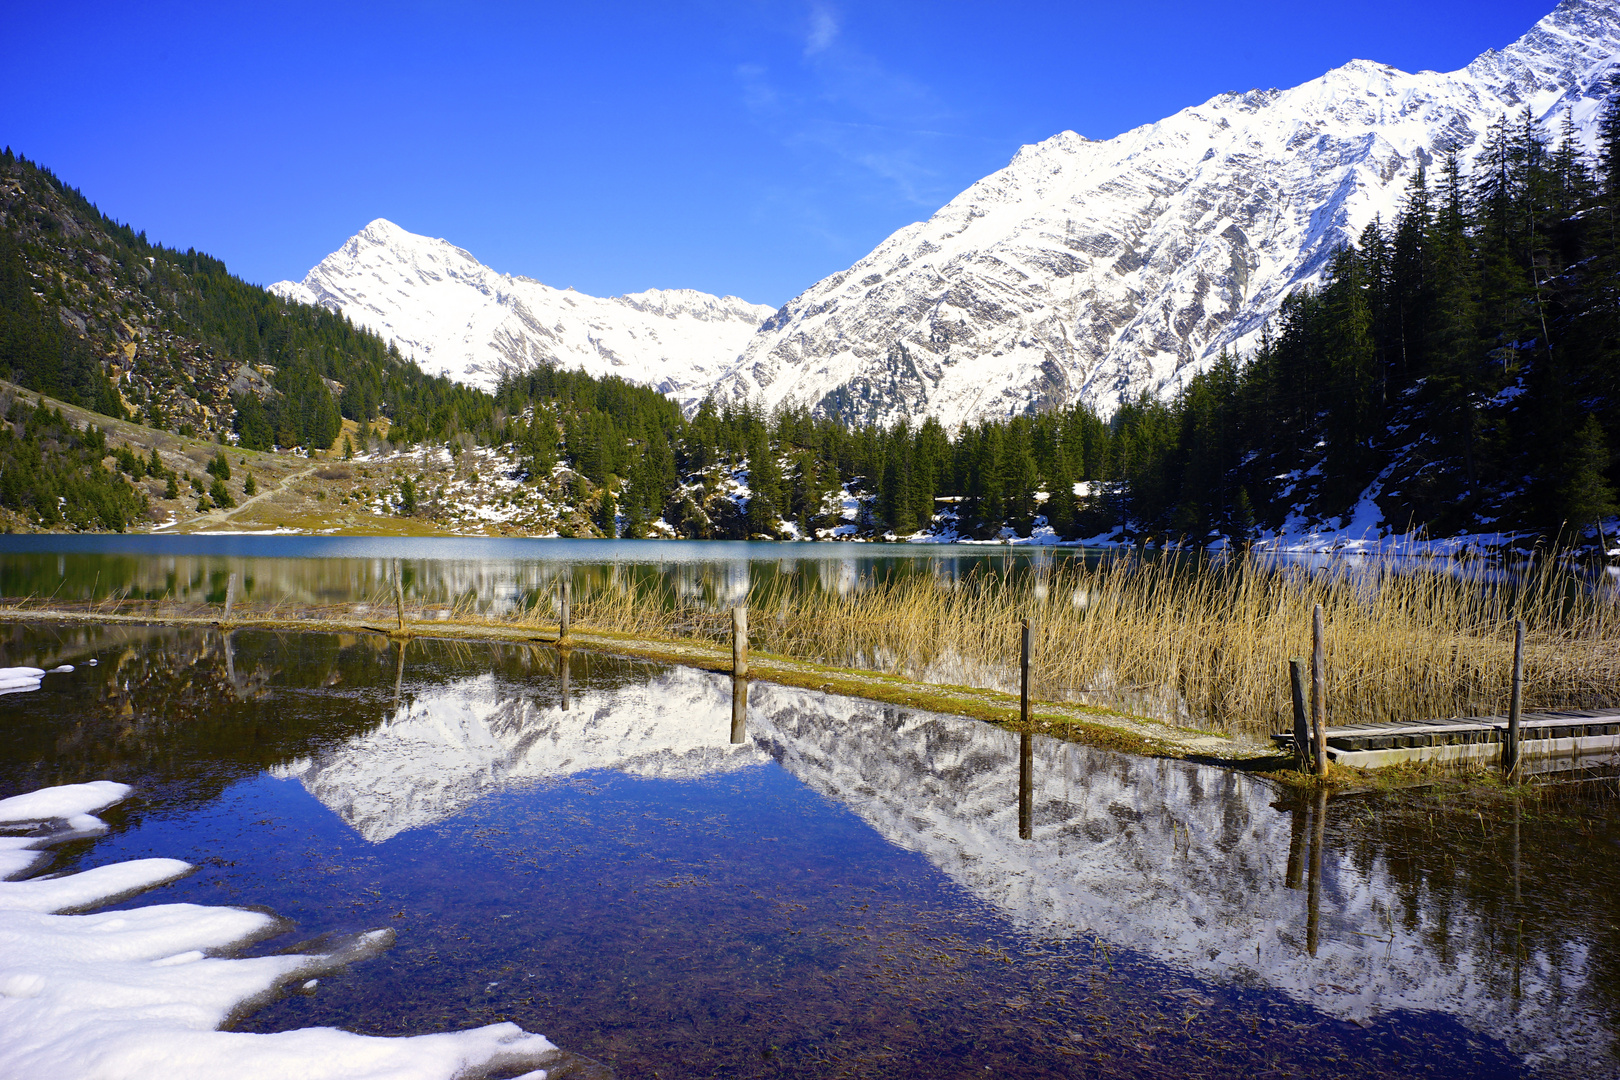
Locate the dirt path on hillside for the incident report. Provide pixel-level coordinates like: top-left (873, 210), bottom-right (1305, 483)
top-left (172, 464), bottom-right (317, 532)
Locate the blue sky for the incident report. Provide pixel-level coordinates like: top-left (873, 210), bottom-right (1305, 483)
top-left (3, 1), bottom-right (1558, 306)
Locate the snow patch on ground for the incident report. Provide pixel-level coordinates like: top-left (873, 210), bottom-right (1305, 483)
top-left (0, 782), bottom-right (564, 1080)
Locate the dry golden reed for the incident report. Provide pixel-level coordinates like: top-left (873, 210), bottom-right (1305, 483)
top-left (534, 551), bottom-right (1620, 735)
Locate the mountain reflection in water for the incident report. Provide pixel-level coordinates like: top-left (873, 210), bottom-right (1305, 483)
top-left (0, 626), bottom-right (1608, 1077)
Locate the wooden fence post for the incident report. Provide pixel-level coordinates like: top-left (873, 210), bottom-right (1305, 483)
top-left (732, 605), bottom-right (749, 678)
top-left (1306, 787), bottom-right (1326, 956)
top-left (393, 560), bottom-right (406, 633)
top-left (1289, 658), bottom-right (1309, 773)
top-left (1506, 618), bottom-right (1525, 779)
top-left (731, 676), bottom-right (748, 744)
top-left (392, 638), bottom-right (406, 711)
top-left (1020, 618), bottom-right (1031, 728)
top-left (1285, 796), bottom-right (1308, 890)
top-left (1311, 603), bottom-right (1328, 776)
top-left (558, 578), bottom-right (572, 643)
top-left (1018, 618), bottom-right (1033, 840)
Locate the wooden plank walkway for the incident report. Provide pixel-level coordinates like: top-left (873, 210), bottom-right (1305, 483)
top-left (1272, 708), bottom-right (1620, 769)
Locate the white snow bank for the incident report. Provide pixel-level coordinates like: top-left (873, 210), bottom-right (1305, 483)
top-left (0, 782), bottom-right (131, 881)
top-left (0, 667), bottom-right (45, 692)
top-left (0, 782), bottom-right (565, 1080)
top-left (40, 1022), bottom-right (561, 1080)
top-left (0, 780), bottom-right (131, 824)
top-left (0, 858), bottom-right (193, 913)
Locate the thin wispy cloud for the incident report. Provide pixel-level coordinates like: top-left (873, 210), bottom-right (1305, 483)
top-left (737, 1), bottom-right (972, 218)
top-left (805, 4), bottom-right (838, 55)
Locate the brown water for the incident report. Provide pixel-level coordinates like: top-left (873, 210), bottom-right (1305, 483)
top-left (0, 622), bottom-right (1614, 1077)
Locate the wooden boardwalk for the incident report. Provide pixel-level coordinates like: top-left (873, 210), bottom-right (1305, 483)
top-left (1272, 708), bottom-right (1620, 770)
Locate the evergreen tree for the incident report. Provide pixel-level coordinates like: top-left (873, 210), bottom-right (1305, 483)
top-left (745, 424), bottom-right (781, 537)
top-left (1555, 414), bottom-right (1617, 545)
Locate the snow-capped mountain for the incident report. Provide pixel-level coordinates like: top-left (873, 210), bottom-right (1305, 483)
top-left (270, 219), bottom-right (774, 399)
top-left (712, 0), bottom-right (1620, 427)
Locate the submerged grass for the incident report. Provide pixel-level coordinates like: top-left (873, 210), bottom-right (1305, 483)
top-left (519, 549), bottom-right (1620, 737)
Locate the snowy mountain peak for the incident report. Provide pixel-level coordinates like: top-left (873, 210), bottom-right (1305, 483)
top-left (270, 220), bottom-right (774, 400)
top-left (708, 0), bottom-right (1620, 428)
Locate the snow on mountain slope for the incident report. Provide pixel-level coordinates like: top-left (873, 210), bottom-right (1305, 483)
top-left (274, 666), bottom-right (764, 842)
top-left (713, 0), bottom-right (1620, 427)
top-left (270, 219), bottom-right (774, 400)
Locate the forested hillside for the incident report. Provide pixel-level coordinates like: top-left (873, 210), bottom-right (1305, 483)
top-left (1108, 95), bottom-right (1620, 547)
top-left (0, 149), bottom-right (486, 454)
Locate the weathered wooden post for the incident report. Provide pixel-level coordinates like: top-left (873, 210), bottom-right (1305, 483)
top-left (1511, 796), bottom-right (1522, 905)
top-left (557, 578), bottom-right (572, 644)
top-left (223, 572), bottom-right (237, 623)
top-left (1505, 618), bottom-right (1525, 779)
top-left (1306, 787), bottom-right (1326, 957)
top-left (1018, 618), bottom-right (1033, 841)
top-left (1289, 658), bottom-right (1310, 773)
top-left (1285, 795), bottom-right (1308, 890)
top-left (732, 604), bottom-right (749, 678)
top-left (731, 676), bottom-right (748, 744)
top-left (222, 629), bottom-right (237, 691)
top-left (1311, 603), bottom-right (1328, 776)
top-left (392, 638), bottom-right (406, 712)
top-left (1020, 618), bottom-right (1032, 727)
top-left (393, 560), bottom-right (406, 634)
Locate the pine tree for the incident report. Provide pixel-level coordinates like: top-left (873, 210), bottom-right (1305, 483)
top-left (1556, 414), bottom-right (1617, 545)
top-left (1230, 486), bottom-right (1256, 547)
top-left (745, 424), bottom-right (781, 537)
top-left (1045, 451), bottom-right (1075, 538)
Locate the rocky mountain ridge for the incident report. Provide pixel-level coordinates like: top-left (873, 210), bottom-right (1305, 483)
top-left (710, 0), bottom-right (1620, 427)
top-left (271, 219), bottom-right (774, 401)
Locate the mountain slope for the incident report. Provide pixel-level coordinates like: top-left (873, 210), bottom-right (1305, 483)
top-left (271, 219), bottom-right (774, 401)
top-left (0, 149), bottom-right (488, 457)
top-left (711, 0), bottom-right (1620, 428)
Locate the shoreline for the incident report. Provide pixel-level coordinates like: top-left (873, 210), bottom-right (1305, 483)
top-left (0, 603), bottom-right (1258, 763)
top-left (4, 603), bottom-right (1567, 798)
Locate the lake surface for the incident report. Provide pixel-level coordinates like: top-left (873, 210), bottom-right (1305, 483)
top-left (2, 621), bottom-right (1614, 1077)
top-left (0, 532), bottom-right (1580, 628)
top-left (0, 535), bottom-right (1090, 617)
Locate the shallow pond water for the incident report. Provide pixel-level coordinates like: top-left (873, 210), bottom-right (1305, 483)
top-left (1, 622), bottom-right (1614, 1077)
